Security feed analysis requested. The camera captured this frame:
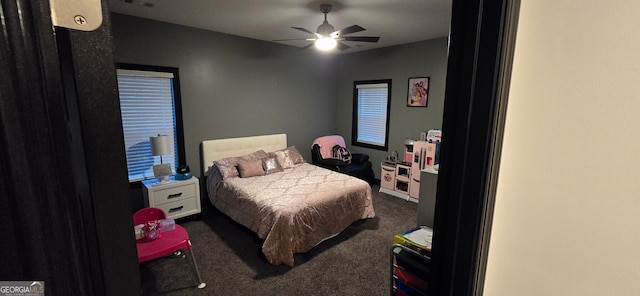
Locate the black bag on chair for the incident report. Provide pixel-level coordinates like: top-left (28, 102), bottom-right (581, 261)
top-left (311, 135), bottom-right (374, 184)
top-left (332, 145), bottom-right (352, 164)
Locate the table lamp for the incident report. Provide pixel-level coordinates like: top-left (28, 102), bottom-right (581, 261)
top-left (150, 134), bottom-right (172, 183)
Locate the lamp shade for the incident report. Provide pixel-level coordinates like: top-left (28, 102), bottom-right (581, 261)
top-left (150, 135), bottom-right (171, 156)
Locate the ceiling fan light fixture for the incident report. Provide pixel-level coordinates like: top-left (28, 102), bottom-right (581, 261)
top-left (317, 20), bottom-right (335, 36)
top-left (274, 3), bottom-right (379, 52)
top-left (315, 37), bottom-right (337, 51)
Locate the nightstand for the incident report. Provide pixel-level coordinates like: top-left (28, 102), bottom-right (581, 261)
top-left (141, 176), bottom-right (201, 220)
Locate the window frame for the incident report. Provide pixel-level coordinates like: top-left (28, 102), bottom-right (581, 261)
top-left (116, 63), bottom-right (186, 182)
top-left (351, 79), bottom-right (392, 151)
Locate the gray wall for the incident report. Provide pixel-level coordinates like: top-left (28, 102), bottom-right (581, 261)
top-left (336, 38), bottom-right (449, 178)
top-left (110, 13), bottom-right (448, 206)
top-left (111, 13), bottom-right (339, 180)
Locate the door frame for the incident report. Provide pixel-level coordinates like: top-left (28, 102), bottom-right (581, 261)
top-left (1, 0), bottom-right (521, 294)
top-left (429, 0), bottom-right (521, 295)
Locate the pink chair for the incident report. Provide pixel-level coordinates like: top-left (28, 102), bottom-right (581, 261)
top-left (311, 135), bottom-right (374, 183)
top-left (134, 207), bottom-right (206, 289)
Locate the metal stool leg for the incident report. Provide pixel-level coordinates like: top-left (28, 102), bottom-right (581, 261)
top-left (187, 243), bottom-right (206, 289)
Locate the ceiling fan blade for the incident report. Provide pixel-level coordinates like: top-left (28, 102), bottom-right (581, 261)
top-left (273, 38), bottom-right (318, 42)
top-left (336, 42), bottom-right (351, 51)
top-left (342, 36), bottom-right (380, 43)
top-left (292, 27), bottom-right (315, 35)
top-left (334, 25), bottom-right (365, 36)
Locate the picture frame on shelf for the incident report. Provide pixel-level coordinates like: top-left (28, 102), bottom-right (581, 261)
top-left (407, 77), bottom-right (430, 107)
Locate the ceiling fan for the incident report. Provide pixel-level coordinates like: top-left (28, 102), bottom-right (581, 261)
top-left (274, 4), bottom-right (380, 51)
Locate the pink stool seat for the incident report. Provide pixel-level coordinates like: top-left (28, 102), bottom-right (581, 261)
top-left (136, 224), bottom-right (191, 263)
top-left (134, 207), bottom-right (206, 289)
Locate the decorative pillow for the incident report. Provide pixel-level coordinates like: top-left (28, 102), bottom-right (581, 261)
top-left (237, 159), bottom-right (265, 178)
top-left (213, 156), bottom-right (241, 179)
top-left (240, 149), bottom-right (269, 161)
top-left (212, 150), bottom-right (270, 179)
top-left (270, 150), bottom-right (295, 169)
top-left (286, 146), bottom-right (305, 164)
top-left (262, 157), bottom-right (283, 174)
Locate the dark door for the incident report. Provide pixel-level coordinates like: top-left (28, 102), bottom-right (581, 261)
top-left (429, 0), bottom-right (521, 295)
top-left (0, 1), bottom-right (139, 295)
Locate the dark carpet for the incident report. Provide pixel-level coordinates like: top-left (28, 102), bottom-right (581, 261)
top-left (139, 185), bottom-right (418, 296)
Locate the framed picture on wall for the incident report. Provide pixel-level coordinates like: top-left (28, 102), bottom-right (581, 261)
top-left (407, 77), bottom-right (430, 107)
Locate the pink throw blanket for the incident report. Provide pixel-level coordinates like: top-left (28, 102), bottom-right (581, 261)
top-left (312, 135), bottom-right (346, 159)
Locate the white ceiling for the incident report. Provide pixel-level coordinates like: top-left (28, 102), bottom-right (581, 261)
top-left (107, 0), bottom-right (452, 54)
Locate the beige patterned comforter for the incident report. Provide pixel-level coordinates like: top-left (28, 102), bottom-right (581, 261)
top-left (206, 163), bottom-right (375, 267)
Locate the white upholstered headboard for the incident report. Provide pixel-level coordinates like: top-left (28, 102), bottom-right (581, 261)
top-left (201, 134), bottom-right (287, 176)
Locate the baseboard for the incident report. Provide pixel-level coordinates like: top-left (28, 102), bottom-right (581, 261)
top-left (379, 187), bottom-right (419, 203)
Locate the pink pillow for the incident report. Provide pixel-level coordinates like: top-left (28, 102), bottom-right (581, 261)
top-left (213, 156), bottom-right (241, 179)
top-left (272, 150), bottom-right (295, 169)
top-left (286, 146), bottom-right (305, 164)
top-left (212, 149), bottom-right (270, 179)
top-left (237, 159), bottom-right (265, 178)
top-left (269, 146), bottom-right (305, 166)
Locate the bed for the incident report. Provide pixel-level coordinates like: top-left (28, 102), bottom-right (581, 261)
top-left (202, 134), bottom-right (375, 267)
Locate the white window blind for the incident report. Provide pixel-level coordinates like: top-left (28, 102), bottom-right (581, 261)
top-left (117, 69), bottom-right (177, 182)
top-left (356, 83), bottom-right (389, 147)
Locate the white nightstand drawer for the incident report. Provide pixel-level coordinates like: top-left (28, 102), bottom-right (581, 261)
top-left (153, 184), bottom-right (196, 205)
top-left (156, 198), bottom-right (199, 220)
top-left (142, 176), bottom-right (201, 220)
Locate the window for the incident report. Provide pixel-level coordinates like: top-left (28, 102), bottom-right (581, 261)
top-left (116, 64), bottom-right (185, 182)
top-left (352, 79), bottom-right (392, 150)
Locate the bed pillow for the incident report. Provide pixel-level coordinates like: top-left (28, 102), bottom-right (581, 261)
top-left (270, 150), bottom-right (295, 169)
top-left (269, 146), bottom-right (305, 165)
top-left (213, 156), bottom-right (241, 179)
top-left (237, 159), bottom-right (265, 178)
top-left (212, 150), bottom-right (270, 179)
top-left (286, 146), bottom-right (305, 164)
top-left (240, 149), bottom-right (269, 161)
top-left (262, 157), bottom-right (283, 175)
